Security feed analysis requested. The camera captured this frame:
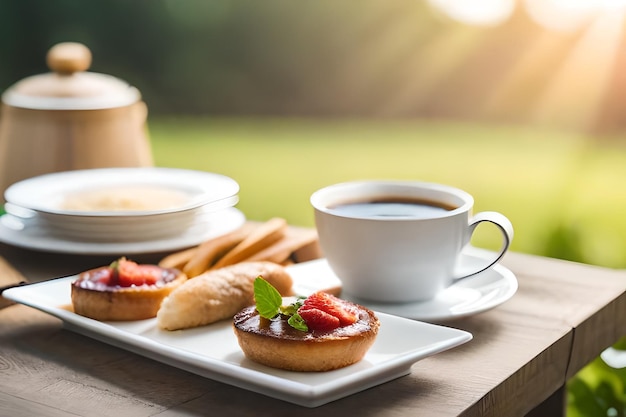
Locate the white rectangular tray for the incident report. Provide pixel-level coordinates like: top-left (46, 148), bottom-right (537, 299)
top-left (4, 272), bottom-right (472, 407)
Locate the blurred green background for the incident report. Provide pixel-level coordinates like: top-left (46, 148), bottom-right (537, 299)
top-left (3, 0), bottom-right (626, 415)
top-left (3, 0), bottom-right (626, 131)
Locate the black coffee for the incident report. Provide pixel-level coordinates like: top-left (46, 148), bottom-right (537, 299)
top-left (328, 198), bottom-right (457, 219)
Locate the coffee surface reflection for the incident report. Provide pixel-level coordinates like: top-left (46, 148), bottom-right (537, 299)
top-left (328, 198), bottom-right (457, 219)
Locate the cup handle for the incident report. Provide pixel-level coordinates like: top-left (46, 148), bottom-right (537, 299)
top-left (453, 211), bottom-right (514, 280)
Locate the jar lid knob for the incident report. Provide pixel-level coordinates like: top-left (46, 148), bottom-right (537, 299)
top-left (46, 42), bottom-right (92, 74)
top-left (3, 41), bottom-right (140, 110)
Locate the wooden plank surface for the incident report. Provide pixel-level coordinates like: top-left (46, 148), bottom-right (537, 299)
top-left (502, 254), bottom-right (626, 379)
top-left (1, 241), bottom-right (626, 417)
top-left (0, 256), bottom-right (25, 309)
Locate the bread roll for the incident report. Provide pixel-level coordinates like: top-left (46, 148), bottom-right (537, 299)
top-left (157, 261), bottom-right (292, 331)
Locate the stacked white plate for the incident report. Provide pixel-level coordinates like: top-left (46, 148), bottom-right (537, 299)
top-left (0, 167), bottom-right (246, 254)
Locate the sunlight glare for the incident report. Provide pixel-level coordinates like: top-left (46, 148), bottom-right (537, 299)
top-left (525, 0), bottom-right (626, 32)
top-left (428, 0), bottom-right (515, 26)
top-left (531, 11), bottom-right (625, 130)
top-left (381, 26), bottom-right (488, 115)
top-left (481, 33), bottom-right (566, 120)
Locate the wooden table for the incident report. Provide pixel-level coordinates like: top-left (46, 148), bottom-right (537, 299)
top-left (2, 236), bottom-right (626, 417)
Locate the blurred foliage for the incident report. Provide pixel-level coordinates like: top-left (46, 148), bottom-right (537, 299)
top-left (2, 0), bottom-right (624, 133)
top-left (0, 0), bottom-right (439, 116)
top-left (568, 338), bottom-right (626, 417)
top-left (542, 222), bottom-right (587, 264)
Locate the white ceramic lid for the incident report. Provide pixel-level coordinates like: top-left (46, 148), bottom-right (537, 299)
top-left (2, 42), bottom-right (140, 110)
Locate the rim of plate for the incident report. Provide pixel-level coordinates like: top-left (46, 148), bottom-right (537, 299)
top-left (4, 167), bottom-right (239, 217)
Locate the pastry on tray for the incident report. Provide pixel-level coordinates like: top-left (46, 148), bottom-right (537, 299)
top-left (71, 258), bottom-right (187, 321)
top-left (158, 217), bottom-right (318, 277)
top-left (157, 261), bottom-right (292, 331)
top-left (233, 278), bottom-right (380, 371)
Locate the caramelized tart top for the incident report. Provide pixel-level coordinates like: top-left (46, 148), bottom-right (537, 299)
top-left (234, 296), bottom-right (379, 342)
top-left (73, 258), bottom-right (180, 291)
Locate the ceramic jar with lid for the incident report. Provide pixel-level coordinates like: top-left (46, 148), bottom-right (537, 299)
top-left (0, 42), bottom-right (153, 201)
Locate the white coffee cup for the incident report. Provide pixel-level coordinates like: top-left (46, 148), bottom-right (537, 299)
top-left (310, 180), bottom-right (514, 303)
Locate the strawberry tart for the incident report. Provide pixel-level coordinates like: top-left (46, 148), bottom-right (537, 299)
top-left (71, 258), bottom-right (187, 321)
top-left (233, 278), bottom-right (380, 371)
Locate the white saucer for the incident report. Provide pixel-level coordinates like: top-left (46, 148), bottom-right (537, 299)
top-left (288, 249), bottom-right (517, 322)
top-left (0, 207), bottom-right (246, 255)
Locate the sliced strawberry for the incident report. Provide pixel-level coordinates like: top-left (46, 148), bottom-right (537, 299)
top-left (88, 267), bottom-right (114, 285)
top-left (115, 259), bottom-right (161, 287)
top-left (298, 307), bottom-right (341, 331)
top-left (301, 291), bottom-right (358, 326)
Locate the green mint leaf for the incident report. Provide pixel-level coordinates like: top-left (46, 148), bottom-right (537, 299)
top-left (288, 313), bottom-right (308, 332)
top-left (254, 277), bottom-right (309, 332)
top-left (280, 297), bottom-right (305, 316)
top-left (254, 277), bottom-right (283, 319)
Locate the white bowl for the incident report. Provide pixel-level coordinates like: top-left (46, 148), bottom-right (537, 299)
top-left (39, 198), bottom-right (237, 242)
top-left (4, 167), bottom-right (240, 242)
